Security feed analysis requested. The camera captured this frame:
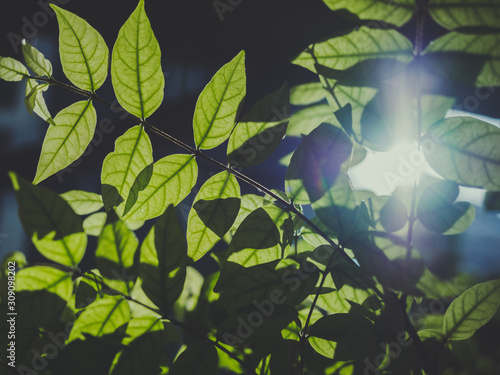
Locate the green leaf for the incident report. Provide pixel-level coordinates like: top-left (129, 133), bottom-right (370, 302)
top-left (424, 117), bottom-right (500, 190)
top-left (309, 313), bottom-right (376, 360)
top-left (140, 205), bottom-right (187, 311)
top-left (68, 295), bottom-right (130, 342)
top-left (227, 83), bottom-right (289, 167)
top-left (443, 279), bottom-right (500, 340)
top-left (61, 190), bottom-right (103, 215)
top-left (34, 100), bottom-right (97, 184)
top-left (193, 50), bottom-right (246, 150)
top-left (223, 193), bottom-right (267, 243)
top-left (51, 4), bottom-right (109, 91)
top-left (292, 27), bottom-right (413, 74)
top-left (0, 56), bottom-right (29, 81)
top-left (322, 0), bottom-right (416, 27)
top-left (362, 195), bottom-right (408, 233)
top-left (83, 212), bottom-right (107, 236)
top-left (96, 218), bottom-right (139, 294)
top-left (424, 32), bottom-right (500, 87)
top-left (123, 154), bottom-right (198, 222)
top-left (10, 172), bottom-right (86, 267)
top-left (217, 259), bottom-right (319, 313)
top-left (111, 0), bottom-right (164, 118)
top-left (286, 104), bottom-right (334, 137)
top-left (169, 343), bottom-right (218, 375)
top-left (417, 180), bottom-right (475, 235)
top-left (25, 79), bottom-right (53, 124)
top-left (21, 40), bottom-right (52, 77)
top-left (427, 0), bottom-right (500, 30)
top-left (225, 205), bottom-right (290, 267)
top-left (187, 171), bottom-right (240, 263)
top-left (290, 82), bottom-right (326, 105)
top-left (101, 125), bottom-right (153, 214)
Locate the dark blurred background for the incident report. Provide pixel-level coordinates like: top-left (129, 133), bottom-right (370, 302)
top-left (1, 0), bottom-right (499, 279)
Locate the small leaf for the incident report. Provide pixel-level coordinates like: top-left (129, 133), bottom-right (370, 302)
top-left (96, 218), bottom-right (139, 294)
top-left (10, 172), bottom-right (86, 266)
top-left (424, 117), bottom-right (500, 190)
top-left (34, 100), bottom-right (97, 184)
top-left (169, 343), bottom-right (218, 375)
top-left (187, 171), bottom-right (240, 263)
top-left (123, 154), bottom-right (198, 222)
top-left (61, 190), bottom-right (103, 215)
top-left (101, 125), bottom-right (153, 214)
top-left (0, 56), bottom-right (29, 81)
top-left (25, 79), bottom-right (53, 124)
top-left (21, 40), bottom-right (52, 77)
top-left (51, 4), bottom-right (109, 91)
top-left (193, 51), bottom-right (246, 150)
top-left (68, 295), bottom-right (130, 342)
top-left (443, 279), bottom-right (500, 340)
top-left (417, 180), bottom-right (475, 235)
top-left (322, 0), bottom-right (416, 27)
top-left (111, 0), bottom-right (164, 118)
top-left (83, 212), bottom-right (107, 236)
top-left (290, 82), bottom-right (326, 105)
top-left (286, 104), bottom-right (334, 137)
top-left (293, 27), bottom-right (413, 74)
top-left (427, 0), bottom-right (500, 30)
top-left (309, 313), bottom-right (376, 360)
top-left (140, 205), bottom-right (187, 311)
top-left (227, 83), bottom-right (289, 167)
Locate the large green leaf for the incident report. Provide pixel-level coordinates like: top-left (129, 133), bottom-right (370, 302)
top-left (0, 56), bottom-right (29, 81)
top-left (140, 205), bottom-right (187, 311)
top-left (225, 205), bottom-right (291, 267)
top-left (286, 104), bottom-right (334, 137)
top-left (123, 154), bottom-right (197, 222)
top-left (21, 40), bottom-right (52, 77)
top-left (10, 172), bottom-right (86, 267)
top-left (292, 27), bottom-right (413, 74)
top-left (417, 180), bottom-right (475, 235)
top-left (34, 100), bottom-right (97, 184)
top-left (443, 279), bottom-right (500, 340)
top-left (25, 79), bottom-right (53, 124)
top-left (101, 125), bottom-right (153, 214)
top-left (322, 0), bottom-right (416, 27)
top-left (61, 190), bottom-right (103, 215)
top-left (96, 218), bottom-right (139, 294)
top-left (68, 295), bottom-right (130, 342)
top-left (309, 313), bottom-right (376, 360)
top-left (111, 0), bottom-right (164, 119)
top-left (169, 343), bottom-right (218, 375)
top-left (227, 83), bottom-right (289, 167)
top-left (193, 51), bottom-right (246, 150)
top-left (427, 0), bottom-right (500, 30)
top-left (51, 4), bottom-right (109, 91)
top-left (424, 32), bottom-right (500, 87)
top-left (424, 117), bottom-right (500, 190)
top-left (187, 171), bottom-right (240, 263)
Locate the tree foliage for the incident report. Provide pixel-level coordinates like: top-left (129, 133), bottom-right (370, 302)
top-left (1, 0), bottom-right (500, 374)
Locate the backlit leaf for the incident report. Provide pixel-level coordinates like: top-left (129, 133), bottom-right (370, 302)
top-left (140, 205), bottom-right (187, 311)
top-left (111, 0), bottom-right (164, 118)
top-left (443, 279), bottom-right (500, 340)
top-left (427, 0), bottom-right (500, 30)
top-left (193, 51), bottom-right (246, 150)
top-left (83, 212), bottom-right (107, 236)
top-left (21, 40), bottom-right (52, 77)
top-left (34, 100), bottom-right (97, 184)
top-left (286, 104), bottom-right (334, 137)
top-left (123, 154), bottom-right (198, 222)
top-left (187, 172), bottom-right (240, 263)
top-left (101, 125), bottom-right (153, 215)
top-left (0, 56), bottom-right (29, 81)
top-left (25, 79), bottom-right (53, 124)
top-left (51, 4), bottom-right (109, 91)
top-left (424, 116), bottom-right (500, 190)
top-left (10, 172), bottom-right (86, 267)
top-left (290, 82), bottom-right (326, 105)
top-left (61, 190), bottom-right (103, 215)
top-left (322, 0), bottom-right (416, 27)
